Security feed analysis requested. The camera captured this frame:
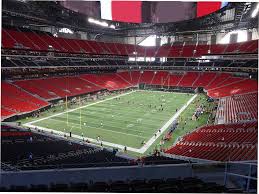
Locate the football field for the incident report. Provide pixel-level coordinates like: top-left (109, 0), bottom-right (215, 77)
top-left (24, 90), bottom-right (196, 154)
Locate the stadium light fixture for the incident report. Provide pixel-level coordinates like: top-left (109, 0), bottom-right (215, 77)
top-left (139, 35), bottom-right (156, 47)
top-left (109, 24), bottom-right (116, 29)
top-left (88, 17), bottom-right (115, 29)
top-left (133, 51), bottom-right (137, 55)
top-left (251, 3), bottom-right (259, 18)
top-left (59, 28), bottom-right (73, 34)
top-left (219, 30), bottom-right (247, 44)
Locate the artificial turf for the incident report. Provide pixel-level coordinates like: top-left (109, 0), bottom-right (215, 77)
top-left (21, 89), bottom-right (215, 157)
top-left (24, 90), bottom-right (193, 149)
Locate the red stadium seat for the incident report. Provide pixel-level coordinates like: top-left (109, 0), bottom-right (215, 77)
top-left (166, 121), bottom-right (257, 161)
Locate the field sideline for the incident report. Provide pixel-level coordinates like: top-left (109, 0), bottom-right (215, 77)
top-left (24, 90), bottom-right (197, 154)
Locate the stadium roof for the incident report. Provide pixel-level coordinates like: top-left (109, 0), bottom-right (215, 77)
top-left (2, 0), bottom-right (258, 37)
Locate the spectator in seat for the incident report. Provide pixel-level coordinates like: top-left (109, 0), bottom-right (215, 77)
top-left (29, 152), bottom-right (33, 163)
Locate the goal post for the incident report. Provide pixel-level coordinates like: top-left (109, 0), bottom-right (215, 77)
top-left (79, 96), bottom-right (82, 130)
top-left (66, 95), bottom-right (68, 126)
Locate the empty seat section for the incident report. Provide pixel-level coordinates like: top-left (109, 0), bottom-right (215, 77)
top-left (97, 42), bottom-right (112, 54)
top-left (166, 122), bottom-right (257, 161)
top-left (210, 44), bottom-right (227, 54)
top-left (24, 32), bottom-right (49, 51)
top-left (63, 39), bottom-right (82, 53)
top-left (165, 74), bottom-right (184, 87)
top-left (238, 40), bottom-right (258, 53)
top-left (224, 43), bottom-right (240, 53)
top-left (207, 79), bottom-right (258, 98)
top-left (87, 41), bottom-right (104, 54)
top-left (192, 73), bottom-right (217, 88)
top-left (14, 80), bottom-right (58, 100)
top-left (168, 45), bottom-right (183, 57)
top-left (2, 29), bottom-right (17, 48)
top-left (76, 40), bottom-right (95, 53)
top-left (139, 71), bottom-right (155, 84)
top-left (114, 43), bottom-right (128, 55)
top-left (193, 45), bottom-right (209, 57)
top-left (215, 77), bottom-right (244, 88)
top-left (156, 45), bottom-right (171, 57)
top-left (130, 71), bottom-right (141, 85)
top-left (58, 77), bottom-right (100, 95)
top-left (80, 74), bottom-right (114, 90)
top-left (105, 42), bottom-right (120, 55)
top-left (2, 82), bottom-right (48, 106)
top-left (205, 73), bottom-right (231, 90)
top-left (28, 78), bottom-right (69, 97)
top-left (5, 29), bottom-right (38, 50)
top-left (1, 108), bottom-right (16, 118)
top-left (181, 45), bottom-right (196, 57)
top-left (55, 38), bottom-right (74, 52)
top-left (125, 44), bottom-right (136, 56)
top-left (116, 72), bottom-right (134, 86)
top-left (1, 82), bottom-right (49, 115)
top-left (2, 28), bottom-right (258, 57)
top-left (178, 72), bottom-right (198, 87)
top-left (135, 45), bottom-right (146, 56)
top-left (151, 71), bottom-right (169, 85)
top-left (40, 34), bottom-right (66, 52)
top-left (216, 93), bottom-right (258, 123)
top-left (97, 74), bottom-right (126, 90)
top-left (145, 47), bottom-right (156, 57)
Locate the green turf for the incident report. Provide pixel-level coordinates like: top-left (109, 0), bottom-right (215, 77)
top-left (24, 90), bottom-right (193, 149)
top-left (125, 93), bottom-right (215, 157)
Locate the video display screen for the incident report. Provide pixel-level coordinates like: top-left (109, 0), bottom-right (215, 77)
top-left (61, 1), bottom-right (228, 24)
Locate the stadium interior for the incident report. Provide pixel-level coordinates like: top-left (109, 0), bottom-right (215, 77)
top-left (1, 0), bottom-right (258, 193)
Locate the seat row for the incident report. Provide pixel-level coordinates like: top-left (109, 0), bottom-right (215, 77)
top-left (1, 125), bottom-right (129, 168)
top-left (166, 121), bottom-right (257, 161)
top-left (2, 28), bottom-right (258, 57)
top-left (1, 177), bottom-right (229, 193)
top-left (1, 82), bottom-right (49, 119)
top-left (216, 93), bottom-right (258, 123)
top-left (2, 71), bottom-right (257, 119)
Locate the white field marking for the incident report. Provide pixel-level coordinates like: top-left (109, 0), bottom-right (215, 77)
top-left (51, 106), bottom-right (161, 131)
top-left (49, 119), bottom-right (147, 138)
top-left (23, 124), bottom-right (141, 153)
top-left (24, 90), bottom-right (136, 125)
top-left (23, 91), bottom-right (197, 154)
top-left (127, 124), bottom-right (134, 128)
top-left (138, 94), bottom-right (197, 153)
top-left (47, 117), bottom-right (149, 135)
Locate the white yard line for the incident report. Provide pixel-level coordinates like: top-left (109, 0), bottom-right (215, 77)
top-left (46, 118), bottom-right (148, 138)
top-left (25, 90), bottom-right (136, 125)
top-left (23, 124), bottom-right (141, 153)
top-left (23, 91), bottom-right (197, 154)
top-left (138, 94), bottom-right (197, 153)
top-left (47, 117), bottom-right (151, 135)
